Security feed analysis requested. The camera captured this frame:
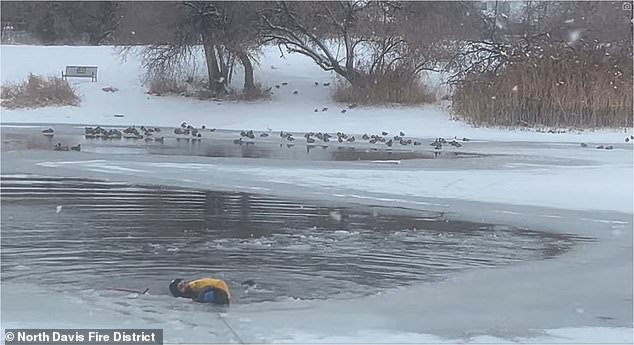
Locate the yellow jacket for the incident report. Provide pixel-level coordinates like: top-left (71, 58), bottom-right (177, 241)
top-left (185, 278), bottom-right (231, 300)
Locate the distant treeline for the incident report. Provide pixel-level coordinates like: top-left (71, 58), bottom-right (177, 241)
top-left (1, 2), bottom-right (178, 45)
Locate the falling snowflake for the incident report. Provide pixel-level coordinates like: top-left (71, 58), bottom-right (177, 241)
top-left (329, 211), bottom-right (342, 222)
top-left (568, 30), bottom-right (582, 43)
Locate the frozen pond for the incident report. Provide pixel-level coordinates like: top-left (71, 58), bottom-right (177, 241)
top-left (1, 124), bottom-right (630, 343)
top-left (1, 175), bottom-right (590, 304)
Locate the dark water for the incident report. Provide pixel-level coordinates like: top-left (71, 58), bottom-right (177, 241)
top-left (0, 175), bottom-right (590, 304)
top-left (1, 125), bottom-right (484, 161)
top-left (149, 139), bottom-right (482, 161)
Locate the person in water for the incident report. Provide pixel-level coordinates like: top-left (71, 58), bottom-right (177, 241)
top-left (169, 278), bottom-right (231, 305)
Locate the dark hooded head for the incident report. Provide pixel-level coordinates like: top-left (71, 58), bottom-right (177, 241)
top-left (169, 279), bottom-right (184, 297)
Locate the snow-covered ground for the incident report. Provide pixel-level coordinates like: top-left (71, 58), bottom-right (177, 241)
top-left (0, 45), bottom-right (631, 143)
top-left (1, 45), bottom-right (633, 344)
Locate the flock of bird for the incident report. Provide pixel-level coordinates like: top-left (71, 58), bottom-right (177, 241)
top-left (42, 125), bottom-right (169, 151)
top-left (53, 142), bottom-right (81, 151)
top-left (44, 123), bottom-right (473, 151)
top-left (580, 135), bottom-right (633, 149)
top-left (174, 121), bottom-right (213, 139)
top-left (430, 137), bottom-right (468, 150)
top-left (230, 128), bottom-right (471, 150)
top-left (41, 128), bottom-right (82, 151)
top-left (274, 80), bottom-right (359, 114)
top-left (313, 103), bottom-right (358, 114)
top-left (41, 114), bottom-right (633, 153)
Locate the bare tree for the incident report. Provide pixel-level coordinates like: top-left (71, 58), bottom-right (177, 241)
top-left (182, 1), bottom-right (231, 95)
top-left (181, 1), bottom-right (263, 96)
top-left (450, 1), bottom-right (632, 127)
top-left (261, 1), bottom-right (368, 85)
top-left (261, 1), bottom-right (480, 89)
top-left (211, 1), bottom-right (263, 95)
top-left (396, 1), bottom-right (483, 74)
top-left (123, 1), bottom-right (263, 98)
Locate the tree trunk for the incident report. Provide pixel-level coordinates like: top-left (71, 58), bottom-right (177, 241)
top-left (215, 46), bottom-right (230, 96)
top-left (202, 35), bottom-right (226, 97)
top-left (340, 68), bottom-right (363, 88)
top-left (203, 38), bottom-right (218, 87)
top-left (236, 51), bottom-right (255, 96)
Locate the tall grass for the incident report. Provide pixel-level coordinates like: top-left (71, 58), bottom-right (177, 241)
top-left (452, 48), bottom-right (632, 128)
top-left (1, 74), bottom-right (80, 109)
top-left (148, 78), bottom-right (188, 96)
top-left (225, 84), bottom-right (272, 101)
top-left (148, 77), bottom-right (271, 101)
top-left (334, 69), bottom-right (436, 105)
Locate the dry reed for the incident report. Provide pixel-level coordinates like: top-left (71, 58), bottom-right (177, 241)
top-left (1, 74), bottom-right (80, 109)
top-left (453, 47), bottom-right (632, 128)
top-left (334, 69), bottom-right (436, 105)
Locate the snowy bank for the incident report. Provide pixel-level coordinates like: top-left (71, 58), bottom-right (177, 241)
top-left (1, 45), bottom-right (631, 143)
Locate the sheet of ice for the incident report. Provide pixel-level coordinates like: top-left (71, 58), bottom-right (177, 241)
top-left (271, 328), bottom-right (634, 343)
top-left (33, 147), bottom-right (633, 213)
top-left (1, 282), bottom-right (631, 344)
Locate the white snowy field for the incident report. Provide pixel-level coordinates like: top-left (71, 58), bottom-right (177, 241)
top-left (1, 44), bottom-right (633, 344)
top-left (0, 45), bottom-right (631, 143)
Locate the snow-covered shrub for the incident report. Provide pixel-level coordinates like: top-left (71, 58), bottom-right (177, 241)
top-left (0, 74), bottom-right (80, 109)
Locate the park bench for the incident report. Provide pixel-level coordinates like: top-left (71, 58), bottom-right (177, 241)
top-left (62, 65), bottom-right (98, 82)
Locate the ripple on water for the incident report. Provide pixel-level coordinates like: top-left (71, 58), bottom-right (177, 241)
top-left (1, 175), bottom-right (591, 303)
